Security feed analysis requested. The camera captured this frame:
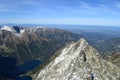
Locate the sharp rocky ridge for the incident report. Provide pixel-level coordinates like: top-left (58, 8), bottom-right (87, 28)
top-left (33, 38), bottom-right (120, 80)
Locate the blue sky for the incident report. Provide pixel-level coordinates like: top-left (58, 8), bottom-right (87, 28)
top-left (0, 0), bottom-right (120, 26)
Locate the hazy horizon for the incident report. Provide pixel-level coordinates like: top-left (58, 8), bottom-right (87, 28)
top-left (1, 23), bottom-right (120, 28)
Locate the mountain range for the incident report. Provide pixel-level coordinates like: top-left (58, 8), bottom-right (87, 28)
top-left (0, 25), bottom-right (119, 80)
top-left (0, 26), bottom-right (79, 64)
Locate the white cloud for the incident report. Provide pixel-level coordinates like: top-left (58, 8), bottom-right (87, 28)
top-left (79, 1), bottom-right (91, 9)
top-left (0, 0), bottom-right (119, 14)
top-left (114, 1), bottom-right (120, 8)
top-left (76, 1), bottom-right (120, 14)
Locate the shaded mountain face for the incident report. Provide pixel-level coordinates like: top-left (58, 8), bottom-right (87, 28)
top-left (34, 38), bottom-right (120, 80)
top-left (0, 55), bottom-right (40, 80)
top-left (0, 26), bottom-right (79, 64)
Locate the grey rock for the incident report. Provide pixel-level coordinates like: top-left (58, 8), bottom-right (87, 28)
top-left (33, 38), bottom-right (120, 80)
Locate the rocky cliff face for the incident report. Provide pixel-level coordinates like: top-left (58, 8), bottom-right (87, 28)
top-left (0, 26), bottom-right (79, 64)
top-left (33, 38), bottom-right (120, 80)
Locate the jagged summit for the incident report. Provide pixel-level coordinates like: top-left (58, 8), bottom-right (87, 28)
top-left (0, 25), bottom-right (16, 32)
top-left (0, 25), bottom-right (69, 37)
top-left (0, 25), bottom-right (25, 36)
top-left (0, 26), bottom-right (79, 63)
top-left (34, 38), bottom-right (120, 80)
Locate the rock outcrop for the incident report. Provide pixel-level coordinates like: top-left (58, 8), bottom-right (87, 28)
top-left (34, 38), bottom-right (120, 80)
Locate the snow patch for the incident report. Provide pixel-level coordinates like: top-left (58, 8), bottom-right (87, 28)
top-left (0, 25), bottom-right (25, 37)
top-left (36, 26), bottom-right (44, 28)
top-left (14, 29), bottom-right (25, 37)
top-left (0, 25), bottom-right (16, 32)
top-left (20, 29), bottom-right (25, 34)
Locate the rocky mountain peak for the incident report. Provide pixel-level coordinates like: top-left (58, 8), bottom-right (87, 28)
top-left (34, 38), bottom-right (120, 80)
top-left (0, 26), bottom-right (15, 32)
top-left (0, 25), bottom-right (25, 37)
top-left (0, 26), bottom-right (79, 64)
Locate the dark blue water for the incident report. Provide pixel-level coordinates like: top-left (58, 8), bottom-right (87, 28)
top-left (16, 76), bottom-right (32, 80)
top-left (0, 55), bottom-right (41, 80)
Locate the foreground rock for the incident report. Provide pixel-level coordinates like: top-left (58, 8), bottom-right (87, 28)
top-left (33, 38), bottom-right (120, 80)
